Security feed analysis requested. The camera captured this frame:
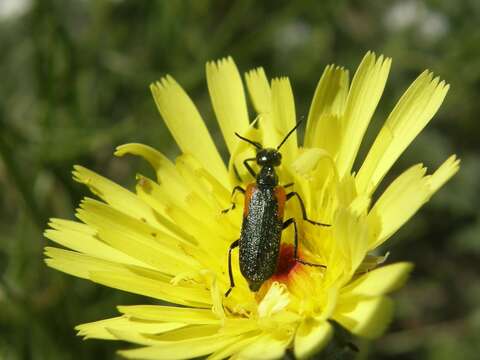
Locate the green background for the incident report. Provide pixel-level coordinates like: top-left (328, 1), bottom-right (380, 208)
top-left (1, 0), bottom-right (479, 359)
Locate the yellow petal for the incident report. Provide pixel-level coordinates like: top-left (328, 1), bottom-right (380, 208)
top-left (46, 247), bottom-right (210, 307)
top-left (257, 282), bottom-right (290, 318)
top-left (271, 77), bottom-right (297, 164)
top-left (305, 65), bottom-right (349, 151)
top-left (208, 333), bottom-right (261, 360)
top-left (206, 57), bottom-right (250, 154)
top-left (117, 305), bottom-right (219, 324)
top-left (45, 219), bottom-right (146, 267)
top-left (334, 296), bottom-right (394, 339)
top-left (114, 143), bottom-right (183, 189)
top-left (227, 120), bottom-right (260, 184)
top-left (72, 166), bottom-right (160, 225)
top-left (75, 316), bottom-right (185, 340)
top-left (356, 252), bottom-right (390, 273)
top-left (175, 154), bottom-right (221, 209)
top-left (368, 156), bottom-right (458, 249)
top-left (45, 246), bottom-right (145, 279)
top-left (368, 164), bottom-right (429, 248)
top-left (356, 71), bottom-right (450, 195)
top-left (165, 203), bottom-right (226, 262)
top-left (342, 262), bottom-right (413, 297)
top-left (291, 148), bottom-right (337, 180)
top-left (245, 67), bottom-right (279, 148)
top-left (237, 333), bottom-right (290, 360)
top-left (294, 319), bottom-right (333, 359)
top-left (202, 270), bottom-right (225, 319)
top-left (134, 176), bottom-right (204, 244)
top-left (176, 153), bottom-right (231, 203)
top-left (118, 330), bottom-right (243, 360)
top-left (77, 198), bottom-right (195, 249)
top-left (332, 207), bottom-right (369, 276)
top-left (336, 52), bottom-right (391, 178)
top-left (245, 67), bottom-right (271, 114)
top-left (150, 76), bottom-right (228, 185)
top-left (427, 154), bottom-right (460, 193)
top-left (90, 269), bottom-right (211, 307)
top-left (77, 197), bottom-right (199, 275)
top-left (96, 225), bottom-right (198, 276)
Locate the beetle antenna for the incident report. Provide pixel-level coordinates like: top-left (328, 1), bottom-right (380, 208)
top-left (276, 117), bottom-right (304, 150)
top-left (235, 132), bottom-right (263, 150)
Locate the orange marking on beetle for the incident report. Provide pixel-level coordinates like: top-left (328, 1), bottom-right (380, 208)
top-left (274, 186), bottom-right (286, 220)
top-left (243, 183), bottom-right (257, 217)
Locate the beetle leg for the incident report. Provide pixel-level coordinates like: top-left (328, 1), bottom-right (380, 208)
top-left (283, 182), bottom-right (294, 188)
top-left (225, 239), bottom-right (239, 297)
top-left (243, 157), bottom-right (257, 179)
top-left (283, 218), bottom-right (326, 269)
top-left (222, 186), bottom-right (245, 214)
top-left (286, 192), bottom-right (330, 226)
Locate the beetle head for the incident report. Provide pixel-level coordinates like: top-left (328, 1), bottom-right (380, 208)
top-left (256, 148), bottom-right (282, 167)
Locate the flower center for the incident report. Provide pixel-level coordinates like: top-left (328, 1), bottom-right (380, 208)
top-left (273, 243), bottom-right (298, 280)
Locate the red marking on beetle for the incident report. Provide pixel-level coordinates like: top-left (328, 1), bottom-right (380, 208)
top-left (272, 243), bottom-right (300, 282)
top-left (255, 244), bottom-right (305, 301)
top-left (274, 186), bottom-right (286, 220)
top-left (243, 183), bottom-right (256, 217)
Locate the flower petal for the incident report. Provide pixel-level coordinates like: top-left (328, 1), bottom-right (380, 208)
top-left (257, 282), bottom-right (290, 318)
top-left (336, 52), bottom-right (391, 178)
top-left (368, 164), bottom-right (429, 248)
top-left (45, 219), bottom-right (146, 267)
top-left (150, 76), bottom-right (228, 185)
top-left (294, 319), bottom-right (333, 359)
top-left (45, 246), bottom-right (149, 279)
top-left (75, 316), bottom-right (185, 340)
top-left (207, 333), bottom-right (260, 360)
top-left (114, 143), bottom-right (183, 189)
top-left (74, 197), bottom-right (200, 278)
top-left (305, 65), bottom-right (349, 153)
top-left (134, 175), bottom-right (193, 236)
top-left (90, 269), bottom-right (211, 307)
top-left (206, 57), bottom-right (250, 154)
top-left (356, 71), bottom-right (450, 195)
top-left (334, 296), bottom-right (394, 339)
top-left (46, 247), bottom-right (211, 307)
top-left (271, 77), bottom-right (297, 164)
top-left (331, 207), bottom-right (369, 277)
top-left (342, 262), bottom-right (413, 297)
top-left (427, 154), bottom-right (460, 193)
top-left (117, 305), bottom-right (220, 324)
top-left (72, 166), bottom-right (160, 225)
top-left (245, 67), bottom-right (271, 114)
top-left (117, 328), bottom-right (243, 360)
top-left (368, 156), bottom-right (459, 249)
top-left (245, 67), bottom-right (279, 148)
top-left (237, 333), bottom-right (291, 360)
top-left (77, 197), bottom-right (195, 250)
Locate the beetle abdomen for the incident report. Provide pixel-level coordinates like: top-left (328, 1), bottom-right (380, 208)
top-left (239, 184), bottom-right (285, 291)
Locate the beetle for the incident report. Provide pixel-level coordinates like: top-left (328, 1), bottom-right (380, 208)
top-left (222, 120), bottom-right (330, 296)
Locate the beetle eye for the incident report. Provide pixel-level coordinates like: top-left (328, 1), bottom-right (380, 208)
top-left (273, 152), bottom-right (282, 165)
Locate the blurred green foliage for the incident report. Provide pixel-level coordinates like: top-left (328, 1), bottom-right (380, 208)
top-left (0, 0), bottom-right (479, 359)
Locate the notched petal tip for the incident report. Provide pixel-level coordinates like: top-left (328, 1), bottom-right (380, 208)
top-left (427, 154), bottom-right (460, 193)
top-left (206, 55), bottom-right (235, 71)
top-left (245, 66), bottom-right (266, 78)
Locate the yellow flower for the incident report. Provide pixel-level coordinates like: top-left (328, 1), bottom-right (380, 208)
top-left (44, 52), bottom-right (459, 359)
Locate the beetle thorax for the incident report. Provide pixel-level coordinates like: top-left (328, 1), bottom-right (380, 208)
top-left (256, 166), bottom-right (278, 187)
